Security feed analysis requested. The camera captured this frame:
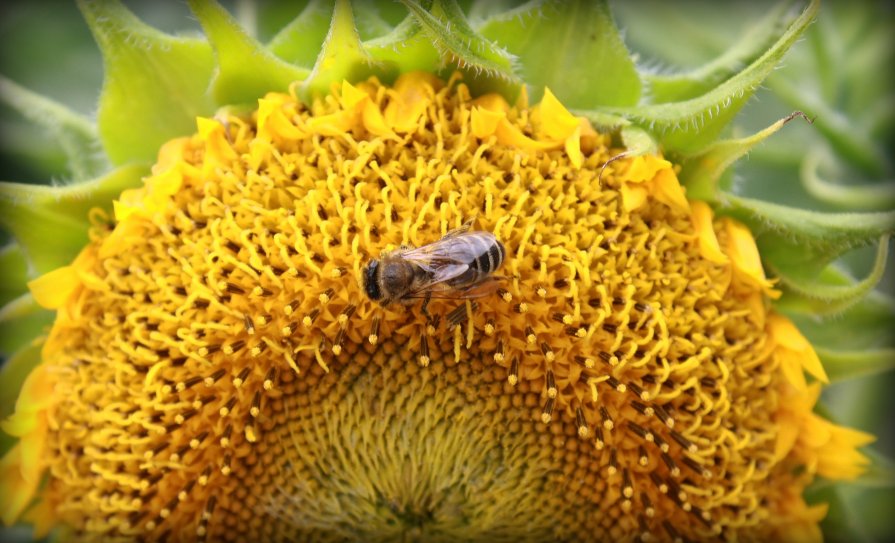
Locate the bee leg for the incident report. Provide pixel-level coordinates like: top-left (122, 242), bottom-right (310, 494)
top-left (420, 292), bottom-right (433, 318)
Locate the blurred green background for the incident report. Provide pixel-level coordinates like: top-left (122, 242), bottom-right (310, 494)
top-left (1, 1), bottom-right (893, 542)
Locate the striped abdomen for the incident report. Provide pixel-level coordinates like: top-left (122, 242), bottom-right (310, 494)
top-left (446, 232), bottom-right (505, 288)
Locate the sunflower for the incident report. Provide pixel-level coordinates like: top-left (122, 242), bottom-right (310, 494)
top-left (1, 1), bottom-right (893, 541)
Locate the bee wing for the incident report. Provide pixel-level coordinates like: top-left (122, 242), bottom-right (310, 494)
top-left (404, 276), bottom-right (502, 300)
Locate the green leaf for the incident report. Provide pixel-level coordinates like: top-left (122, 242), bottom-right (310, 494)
top-left (801, 149), bottom-right (895, 212)
top-left (298, 0), bottom-right (377, 100)
top-left (401, 0), bottom-right (519, 85)
top-left (189, 0), bottom-right (310, 106)
top-left (643, 2), bottom-right (794, 103)
top-left (722, 192), bottom-right (895, 263)
top-left (0, 76), bottom-right (106, 181)
top-left (477, 0), bottom-right (640, 108)
top-left (266, 0), bottom-right (333, 68)
top-left (79, 0), bottom-right (216, 165)
top-left (606, 0), bottom-right (818, 153)
top-left (819, 346), bottom-right (895, 383)
top-left (771, 235), bottom-right (889, 316)
top-left (0, 164), bottom-right (147, 274)
top-left (680, 111), bottom-right (812, 201)
top-left (0, 244), bottom-right (29, 308)
top-left (0, 294), bottom-right (53, 358)
top-left (364, 16), bottom-right (442, 81)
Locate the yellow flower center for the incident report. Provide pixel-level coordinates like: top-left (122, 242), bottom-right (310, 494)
top-left (11, 72), bottom-right (862, 541)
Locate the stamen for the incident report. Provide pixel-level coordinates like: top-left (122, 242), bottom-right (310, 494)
top-left (599, 406), bottom-right (614, 430)
top-left (368, 316), bottom-right (380, 345)
top-left (232, 367), bottom-right (251, 388)
top-left (525, 326), bottom-right (537, 345)
top-left (540, 342), bottom-right (555, 363)
top-left (541, 397), bottom-right (555, 424)
top-left (302, 308), bottom-right (320, 328)
top-left (508, 358), bottom-right (519, 386)
top-left (493, 339), bottom-right (505, 362)
top-left (670, 429), bottom-right (698, 453)
top-left (607, 446), bottom-right (618, 475)
top-left (575, 355), bottom-right (595, 369)
top-left (661, 451), bottom-right (681, 477)
top-left (546, 369), bottom-right (557, 399)
top-left (318, 287), bottom-right (335, 304)
top-left (575, 407), bottom-right (589, 438)
top-left (419, 335), bottom-right (430, 367)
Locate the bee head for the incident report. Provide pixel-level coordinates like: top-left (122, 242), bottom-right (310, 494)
top-left (363, 259), bottom-right (382, 301)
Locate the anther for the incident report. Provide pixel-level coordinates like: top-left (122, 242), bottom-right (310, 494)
top-left (594, 427), bottom-right (605, 449)
top-left (493, 339), bottom-right (505, 362)
top-left (331, 266), bottom-right (347, 278)
top-left (225, 240), bottom-right (240, 253)
top-left (281, 322), bottom-right (297, 336)
top-left (302, 308), bottom-right (320, 328)
top-left (536, 284), bottom-right (547, 298)
top-left (638, 445), bottom-right (649, 467)
top-left (602, 323), bottom-right (618, 333)
top-left (426, 314), bottom-right (440, 335)
top-left (220, 424), bottom-right (232, 447)
top-left (419, 335), bottom-right (430, 367)
top-left (250, 341), bottom-right (267, 357)
top-left (682, 455), bottom-right (712, 479)
top-left (627, 421), bottom-right (654, 442)
top-left (599, 406), bottom-right (614, 430)
top-left (256, 314), bottom-right (272, 326)
top-left (178, 376), bottom-right (203, 392)
top-left (339, 304), bottom-right (356, 324)
top-left (540, 342), bottom-right (555, 362)
top-left (232, 367), bottom-right (251, 388)
top-left (223, 339), bottom-right (245, 354)
top-left (599, 351), bottom-right (618, 366)
top-left (497, 288), bottom-right (512, 302)
top-left (641, 492), bottom-right (655, 518)
top-left (654, 404), bottom-right (675, 428)
top-left (513, 302), bottom-right (528, 313)
top-left (221, 454), bottom-right (232, 476)
top-left (546, 369), bottom-right (557, 398)
top-left (252, 286), bottom-right (272, 297)
top-left (319, 288), bottom-right (334, 304)
top-left (605, 375), bottom-right (626, 393)
top-left (332, 327), bottom-right (346, 355)
top-left (607, 447), bottom-right (618, 475)
top-left (525, 326), bottom-right (537, 344)
top-left (447, 303), bottom-right (473, 328)
top-left (197, 344), bottom-right (220, 357)
top-left (663, 521), bottom-right (683, 543)
top-left (284, 300), bottom-right (300, 316)
top-left (670, 429), bottom-right (698, 453)
top-left (631, 400), bottom-right (654, 417)
top-left (541, 397), bottom-right (555, 424)
top-left (484, 318), bottom-right (495, 336)
top-left (700, 376), bottom-right (716, 389)
top-left (204, 369), bottom-right (226, 387)
top-left (250, 391), bottom-right (261, 417)
top-left (243, 314), bottom-right (255, 335)
top-left (225, 282), bottom-right (245, 295)
top-left (650, 472), bottom-right (668, 494)
top-left (554, 278), bottom-right (568, 289)
top-left (575, 355), bottom-right (595, 369)
top-left (508, 358), bottom-right (519, 386)
top-left (368, 316), bottom-right (380, 345)
top-left (587, 297), bottom-right (601, 308)
top-left (622, 468), bottom-right (634, 498)
top-left (661, 451), bottom-right (681, 477)
top-left (552, 312), bottom-right (573, 325)
top-left (628, 381), bottom-right (649, 401)
top-left (219, 397), bottom-right (236, 416)
top-left (575, 407), bottom-right (589, 438)
top-left (634, 302), bottom-right (651, 313)
top-left (654, 433), bottom-right (670, 453)
top-left (263, 367), bottom-right (277, 390)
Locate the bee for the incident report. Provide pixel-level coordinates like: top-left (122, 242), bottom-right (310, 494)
top-left (362, 223), bottom-right (506, 316)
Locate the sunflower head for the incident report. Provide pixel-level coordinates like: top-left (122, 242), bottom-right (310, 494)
top-left (1, 1), bottom-right (893, 541)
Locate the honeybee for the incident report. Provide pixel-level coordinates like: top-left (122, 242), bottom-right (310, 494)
top-left (362, 223), bottom-right (506, 316)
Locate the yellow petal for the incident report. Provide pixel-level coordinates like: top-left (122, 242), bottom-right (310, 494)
top-left (721, 218), bottom-right (778, 296)
top-left (538, 88), bottom-right (579, 141)
top-left (0, 444), bottom-right (41, 527)
top-left (651, 167), bottom-right (690, 214)
top-left (339, 80), bottom-right (368, 110)
top-left (471, 106), bottom-right (505, 138)
top-left (564, 126), bottom-right (583, 169)
top-left (690, 200), bottom-right (729, 264)
top-left (624, 155), bottom-right (671, 183)
top-left (362, 100), bottom-right (396, 139)
top-left (620, 183), bottom-right (648, 212)
top-left (774, 414), bottom-right (800, 460)
top-left (27, 265), bottom-right (78, 309)
top-left (494, 119), bottom-right (557, 151)
top-left (769, 314), bottom-right (829, 383)
top-left (23, 499), bottom-right (56, 539)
